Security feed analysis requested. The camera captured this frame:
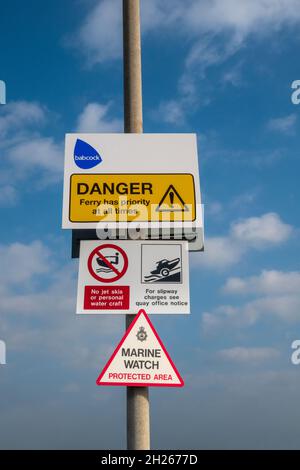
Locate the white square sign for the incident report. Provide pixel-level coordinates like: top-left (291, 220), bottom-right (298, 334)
top-left (77, 240), bottom-right (190, 314)
top-left (62, 134), bottom-right (203, 250)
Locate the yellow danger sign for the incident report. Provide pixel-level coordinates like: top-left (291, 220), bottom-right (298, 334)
top-left (69, 174), bottom-right (196, 222)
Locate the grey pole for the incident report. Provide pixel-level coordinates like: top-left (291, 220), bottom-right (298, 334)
top-left (123, 0), bottom-right (150, 450)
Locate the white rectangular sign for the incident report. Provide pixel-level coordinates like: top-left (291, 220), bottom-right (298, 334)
top-left (77, 240), bottom-right (190, 314)
top-left (62, 134), bottom-right (203, 249)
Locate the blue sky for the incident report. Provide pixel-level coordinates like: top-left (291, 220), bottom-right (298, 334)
top-left (1, 0), bottom-right (300, 449)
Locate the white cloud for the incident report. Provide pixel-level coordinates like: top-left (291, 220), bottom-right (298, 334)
top-left (181, 0), bottom-right (300, 76)
top-left (0, 239), bottom-right (121, 370)
top-left (72, 1), bottom-right (300, 121)
top-left (0, 184), bottom-right (18, 206)
top-left (197, 236), bottom-right (243, 269)
top-left (203, 293), bottom-right (300, 331)
top-left (72, 0), bottom-right (181, 65)
top-left (76, 102), bottom-right (122, 133)
top-left (192, 212), bottom-right (293, 270)
top-left (205, 201), bottom-right (223, 217)
top-left (75, 0), bottom-right (300, 64)
top-left (184, 0), bottom-right (300, 35)
top-left (6, 137), bottom-right (63, 186)
top-left (0, 240), bottom-right (51, 286)
top-left (223, 61), bottom-right (244, 87)
top-left (0, 99), bottom-right (122, 202)
top-left (158, 100), bottom-right (184, 125)
top-left (203, 144), bottom-right (284, 168)
top-left (160, 0), bottom-right (300, 121)
top-left (0, 101), bottom-right (46, 138)
top-left (185, 33), bottom-right (243, 73)
top-left (0, 262), bottom-right (75, 319)
top-left (252, 294), bottom-right (300, 322)
top-left (230, 189), bottom-right (259, 208)
top-left (223, 270), bottom-right (300, 295)
top-left (217, 347), bottom-right (280, 364)
top-left (73, 0), bottom-right (122, 64)
top-left (155, 100), bottom-right (185, 126)
top-left (267, 114), bottom-right (297, 134)
top-left (231, 212), bottom-right (293, 248)
top-left (0, 101), bottom-right (63, 196)
top-left (203, 267), bottom-right (300, 331)
top-left (204, 190), bottom-right (259, 221)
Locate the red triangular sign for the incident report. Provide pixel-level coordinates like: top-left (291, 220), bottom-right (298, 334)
top-left (96, 309), bottom-right (184, 387)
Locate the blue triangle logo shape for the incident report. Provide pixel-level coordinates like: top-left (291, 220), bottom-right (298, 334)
top-left (74, 139), bottom-right (102, 169)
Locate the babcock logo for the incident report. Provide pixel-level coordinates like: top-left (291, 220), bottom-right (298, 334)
top-left (74, 139), bottom-right (102, 169)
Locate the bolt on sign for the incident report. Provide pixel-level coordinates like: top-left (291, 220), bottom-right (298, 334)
top-left (62, 134), bottom-right (203, 248)
top-left (76, 240), bottom-right (190, 314)
top-left (96, 309), bottom-right (184, 387)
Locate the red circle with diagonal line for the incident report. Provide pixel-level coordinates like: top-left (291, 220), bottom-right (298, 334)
top-left (87, 244), bottom-right (128, 283)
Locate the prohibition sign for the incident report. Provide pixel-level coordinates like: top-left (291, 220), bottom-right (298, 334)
top-left (87, 244), bottom-right (128, 283)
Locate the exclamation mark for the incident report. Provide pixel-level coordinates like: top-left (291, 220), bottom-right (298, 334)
top-left (169, 191), bottom-right (174, 208)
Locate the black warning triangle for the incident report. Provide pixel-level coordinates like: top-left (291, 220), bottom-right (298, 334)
top-left (156, 184), bottom-right (190, 212)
